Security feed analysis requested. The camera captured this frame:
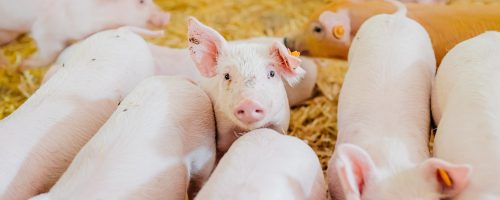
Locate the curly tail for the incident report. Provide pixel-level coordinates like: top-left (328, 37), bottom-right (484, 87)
top-left (385, 0), bottom-right (408, 16)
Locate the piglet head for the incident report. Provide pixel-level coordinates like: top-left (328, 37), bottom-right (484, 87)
top-left (187, 17), bottom-right (305, 132)
top-left (284, 6), bottom-right (352, 59)
top-left (331, 144), bottom-right (471, 200)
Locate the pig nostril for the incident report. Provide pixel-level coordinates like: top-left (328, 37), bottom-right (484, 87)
top-left (237, 110), bottom-right (245, 115)
top-left (255, 109), bottom-right (263, 114)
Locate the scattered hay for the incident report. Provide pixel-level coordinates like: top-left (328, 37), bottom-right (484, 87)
top-left (0, 0), bottom-right (498, 173)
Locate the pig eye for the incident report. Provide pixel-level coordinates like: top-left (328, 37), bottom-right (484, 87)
top-left (139, 0), bottom-right (144, 4)
top-left (224, 73), bottom-right (231, 80)
top-left (268, 70), bottom-right (275, 79)
top-left (313, 25), bottom-right (322, 33)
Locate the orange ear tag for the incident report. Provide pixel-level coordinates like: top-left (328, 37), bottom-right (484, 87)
top-left (332, 25), bottom-right (345, 39)
top-left (438, 168), bottom-right (453, 187)
top-left (287, 48), bottom-right (301, 57)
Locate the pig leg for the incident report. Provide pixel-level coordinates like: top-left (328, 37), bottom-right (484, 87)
top-left (0, 30), bottom-right (20, 45)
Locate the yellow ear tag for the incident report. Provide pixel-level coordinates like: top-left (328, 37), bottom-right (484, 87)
top-left (438, 168), bottom-right (453, 187)
top-left (287, 48), bottom-right (301, 57)
top-left (332, 25), bottom-right (345, 39)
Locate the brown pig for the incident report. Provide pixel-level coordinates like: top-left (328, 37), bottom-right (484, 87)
top-left (284, 0), bottom-right (500, 64)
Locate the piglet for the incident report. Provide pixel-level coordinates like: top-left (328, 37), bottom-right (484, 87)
top-left (196, 128), bottom-right (326, 200)
top-left (0, 0), bottom-right (170, 69)
top-left (0, 26), bottom-right (159, 200)
top-left (187, 17), bottom-right (306, 155)
top-left (326, 1), bottom-right (469, 199)
top-left (432, 31), bottom-right (500, 199)
top-left (30, 76), bottom-right (216, 200)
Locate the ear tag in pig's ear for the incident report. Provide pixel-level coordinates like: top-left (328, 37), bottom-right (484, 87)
top-left (332, 25), bottom-right (345, 39)
top-left (287, 48), bottom-right (301, 58)
top-left (438, 168), bottom-right (453, 187)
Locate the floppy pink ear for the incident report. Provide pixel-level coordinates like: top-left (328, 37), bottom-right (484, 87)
top-left (187, 17), bottom-right (227, 77)
top-left (269, 41), bottom-right (305, 86)
top-left (335, 144), bottom-right (377, 198)
top-left (422, 158), bottom-right (471, 198)
top-left (318, 10), bottom-right (351, 44)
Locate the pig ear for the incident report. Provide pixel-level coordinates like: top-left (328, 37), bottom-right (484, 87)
top-left (319, 10), bottom-right (351, 44)
top-left (187, 17), bottom-right (227, 77)
top-left (269, 41), bottom-right (305, 86)
top-left (335, 144), bottom-right (377, 198)
top-left (421, 158), bottom-right (471, 198)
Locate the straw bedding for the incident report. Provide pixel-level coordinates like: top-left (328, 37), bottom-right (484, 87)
top-left (0, 0), bottom-right (498, 172)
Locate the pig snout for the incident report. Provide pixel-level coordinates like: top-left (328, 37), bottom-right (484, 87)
top-left (148, 11), bottom-right (170, 28)
top-left (233, 99), bottom-right (265, 124)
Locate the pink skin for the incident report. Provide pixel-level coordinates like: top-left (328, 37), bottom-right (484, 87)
top-left (195, 128), bottom-right (327, 200)
top-left (0, 27), bottom-right (158, 200)
top-left (30, 76), bottom-right (216, 200)
top-left (233, 99), bottom-right (265, 124)
top-left (432, 31), bottom-right (500, 199)
top-left (186, 17), bottom-right (306, 156)
top-left (18, 0), bottom-right (170, 69)
top-left (327, 2), bottom-right (470, 200)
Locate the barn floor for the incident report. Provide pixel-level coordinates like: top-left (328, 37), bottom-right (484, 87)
top-left (0, 0), bottom-right (498, 172)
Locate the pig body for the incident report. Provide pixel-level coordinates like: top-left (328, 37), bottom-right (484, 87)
top-left (31, 76), bottom-right (216, 200)
top-left (195, 128), bottom-right (326, 200)
top-left (285, 0), bottom-right (500, 64)
top-left (0, 27), bottom-right (157, 199)
top-left (4, 0), bottom-right (170, 68)
top-left (432, 31), bottom-right (500, 199)
top-left (148, 44), bottom-right (203, 81)
top-left (326, 3), bottom-right (468, 199)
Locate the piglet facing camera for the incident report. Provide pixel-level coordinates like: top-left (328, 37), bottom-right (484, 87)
top-left (196, 128), bottom-right (327, 200)
top-left (187, 17), bottom-right (306, 155)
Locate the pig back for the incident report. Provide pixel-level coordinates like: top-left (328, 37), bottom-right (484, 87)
top-left (433, 31), bottom-right (500, 198)
top-left (338, 12), bottom-right (435, 144)
top-left (44, 76), bottom-right (215, 199)
top-left (196, 128), bottom-right (326, 200)
top-left (432, 31), bottom-right (500, 123)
